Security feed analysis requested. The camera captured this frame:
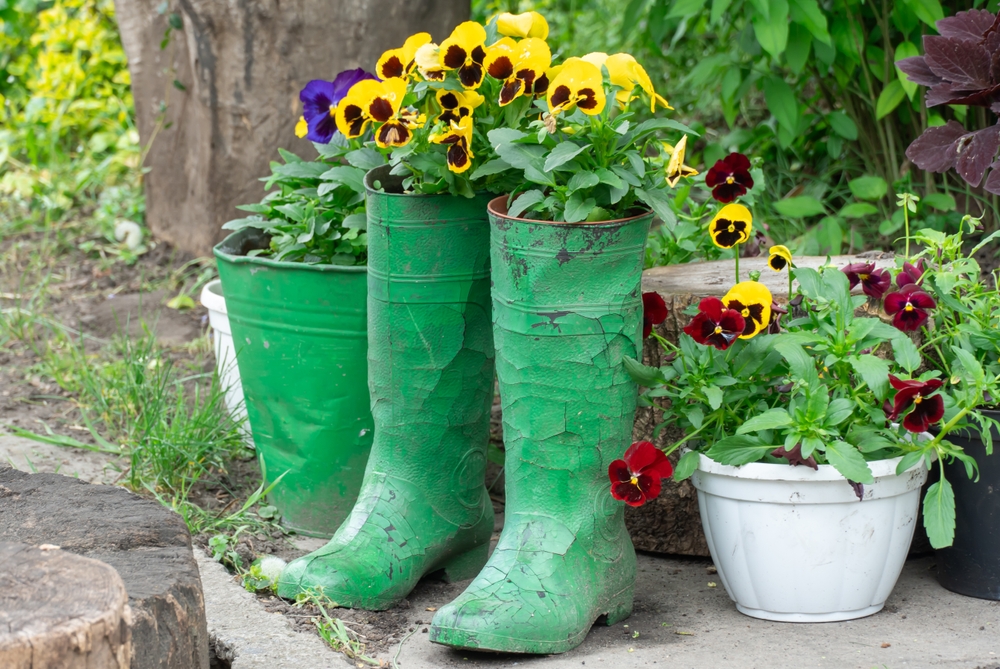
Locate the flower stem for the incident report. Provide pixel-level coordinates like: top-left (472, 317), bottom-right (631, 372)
top-left (788, 267), bottom-right (794, 302)
top-left (904, 203), bottom-right (911, 260)
top-left (734, 247), bottom-right (740, 284)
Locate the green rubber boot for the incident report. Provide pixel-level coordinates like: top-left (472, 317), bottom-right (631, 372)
top-left (277, 167), bottom-right (495, 609)
top-left (429, 199), bottom-right (651, 654)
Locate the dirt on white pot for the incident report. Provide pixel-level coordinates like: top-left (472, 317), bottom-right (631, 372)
top-left (690, 452), bottom-right (927, 622)
top-left (200, 280), bottom-right (251, 443)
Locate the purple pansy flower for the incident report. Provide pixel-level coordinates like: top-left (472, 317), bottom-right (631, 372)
top-left (300, 68), bottom-right (377, 144)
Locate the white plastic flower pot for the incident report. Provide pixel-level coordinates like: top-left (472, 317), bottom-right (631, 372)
top-left (690, 452), bottom-right (928, 622)
top-left (200, 280), bottom-right (251, 442)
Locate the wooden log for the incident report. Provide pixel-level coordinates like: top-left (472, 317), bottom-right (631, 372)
top-left (626, 254), bottom-right (896, 556)
top-left (0, 542), bottom-right (132, 669)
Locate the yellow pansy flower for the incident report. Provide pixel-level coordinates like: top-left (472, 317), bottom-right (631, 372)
top-left (665, 135), bottom-right (698, 187)
top-left (335, 78), bottom-right (423, 148)
top-left (495, 11), bottom-right (549, 39)
top-left (436, 89), bottom-right (484, 125)
top-left (376, 33), bottom-right (432, 81)
top-left (709, 203), bottom-right (753, 249)
top-left (768, 245), bottom-right (792, 272)
top-left (430, 116), bottom-right (475, 173)
top-left (582, 52), bottom-right (671, 112)
top-left (414, 41), bottom-right (446, 81)
top-left (485, 37), bottom-right (552, 106)
top-left (547, 58), bottom-right (605, 116)
top-left (439, 21), bottom-right (489, 89)
top-left (722, 281), bottom-right (773, 339)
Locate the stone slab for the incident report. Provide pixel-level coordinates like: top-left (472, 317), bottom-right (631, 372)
top-left (0, 433), bottom-right (122, 485)
top-left (0, 467), bottom-right (209, 669)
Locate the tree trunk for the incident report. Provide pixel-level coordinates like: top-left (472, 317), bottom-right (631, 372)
top-left (114, 0), bottom-right (470, 257)
top-left (0, 543), bottom-right (132, 669)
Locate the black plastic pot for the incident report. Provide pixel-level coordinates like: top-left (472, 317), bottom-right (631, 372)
top-left (936, 408), bottom-right (1000, 600)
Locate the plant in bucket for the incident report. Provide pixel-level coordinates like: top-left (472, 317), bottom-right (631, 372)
top-left (623, 188), bottom-right (1000, 622)
top-left (277, 14), bottom-right (556, 609)
top-left (426, 40), bottom-right (690, 653)
top-left (214, 68), bottom-right (380, 537)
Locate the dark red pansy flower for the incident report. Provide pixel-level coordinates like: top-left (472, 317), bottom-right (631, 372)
top-left (683, 297), bottom-right (746, 350)
top-left (884, 284), bottom-right (936, 332)
top-left (609, 441), bottom-right (673, 507)
top-left (767, 301), bottom-right (788, 334)
top-left (887, 375), bottom-right (945, 433)
top-left (841, 262), bottom-right (892, 299)
top-left (705, 152), bottom-right (754, 203)
top-left (770, 443), bottom-right (818, 470)
top-left (895, 259), bottom-right (926, 288)
top-left (642, 292), bottom-right (668, 338)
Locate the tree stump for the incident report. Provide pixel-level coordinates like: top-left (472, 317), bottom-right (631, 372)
top-left (626, 254), bottom-right (896, 556)
top-left (0, 542), bottom-right (132, 669)
top-left (0, 467), bottom-right (209, 669)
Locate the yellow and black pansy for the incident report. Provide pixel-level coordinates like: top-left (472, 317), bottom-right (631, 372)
top-left (439, 21), bottom-right (489, 89)
top-left (768, 245), bottom-right (792, 272)
top-left (376, 33), bottom-right (431, 81)
top-left (722, 281), bottom-right (773, 339)
top-left (664, 135), bottom-right (698, 187)
top-left (709, 203), bottom-right (753, 249)
top-left (436, 89), bottom-right (484, 125)
top-left (335, 78), bottom-right (423, 148)
top-left (430, 116), bottom-right (474, 173)
top-left (496, 11), bottom-right (549, 39)
top-left (485, 37), bottom-right (552, 106)
top-left (581, 52), bottom-right (671, 112)
top-left (547, 58), bottom-right (606, 116)
top-left (414, 41), bottom-right (446, 81)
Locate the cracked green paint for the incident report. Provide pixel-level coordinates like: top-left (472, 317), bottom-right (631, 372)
top-left (215, 229), bottom-right (373, 537)
top-left (277, 166), bottom-right (496, 608)
top-left (429, 201), bottom-right (652, 654)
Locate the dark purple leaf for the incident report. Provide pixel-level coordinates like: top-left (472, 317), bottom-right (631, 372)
top-left (993, 101), bottom-right (1000, 114)
top-left (924, 35), bottom-right (992, 87)
top-left (936, 9), bottom-right (996, 41)
top-left (955, 124), bottom-right (1000, 186)
top-left (925, 81), bottom-right (1000, 107)
top-left (906, 121), bottom-right (967, 172)
top-left (896, 56), bottom-right (944, 87)
top-left (848, 480), bottom-right (865, 501)
top-left (985, 162), bottom-right (1000, 195)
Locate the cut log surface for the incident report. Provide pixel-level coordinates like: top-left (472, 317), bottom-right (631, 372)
top-left (0, 467), bottom-right (209, 669)
top-left (0, 542), bottom-right (132, 669)
top-left (628, 254), bottom-right (896, 556)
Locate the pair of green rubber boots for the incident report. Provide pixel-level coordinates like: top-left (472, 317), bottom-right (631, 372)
top-left (277, 177), bottom-right (651, 654)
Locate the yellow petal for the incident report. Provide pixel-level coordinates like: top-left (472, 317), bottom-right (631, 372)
top-left (440, 21), bottom-right (487, 68)
top-left (516, 37), bottom-right (552, 76)
top-left (708, 203), bottom-right (754, 248)
top-left (402, 32), bottom-right (432, 60)
top-left (496, 11), bottom-right (549, 39)
top-left (379, 77), bottom-right (409, 115)
top-left (295, 116), bottom-right (308, 138)
top-left (581, 52), bottom-right (610, 68)
top-left (414, 42), bottom-right (441, 71)
top-left (722, 281), bottom-right (773, 339)
top-left (547, 59), bottom-right (605, 116)
top-left (665, 135), bottom-right (698, 186)
top-left (484, 36), bottom-right (517, 79)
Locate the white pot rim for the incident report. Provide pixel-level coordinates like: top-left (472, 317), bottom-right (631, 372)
top-left (200, 279), bottom-right (226, 314)
top-left (692, 448), bottom-right (929, 482)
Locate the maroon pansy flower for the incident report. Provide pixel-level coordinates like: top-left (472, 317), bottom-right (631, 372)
top-left (642, 292), bottom-right (668, 339)
top-left (683, 297), bottom-right (746, 350)
top-left (705, 153), bottom-right (754, 203)
top-left (895, 260), bottom-right (926, 288)
top-left (300, 69), bottom-right (378, 144)
top-left (841, 262), bottom-right (892, 299)
top-left (609, 441), bottom-right (674, 507)
top-left (884, 284), bottom-right (936, 332)
top-left (887, 375), bottom-right (945, 433)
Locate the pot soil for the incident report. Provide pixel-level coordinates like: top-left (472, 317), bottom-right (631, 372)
top-left (691, 452), bottom-right (927, 622)
top-left (936, 408), bottom-right (1000, 600)
top-left (214, 229), bottom-right (373, 537)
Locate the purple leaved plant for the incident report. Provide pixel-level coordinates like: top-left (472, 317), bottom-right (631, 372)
top-left (897, 9), bottom-right (1000, 194)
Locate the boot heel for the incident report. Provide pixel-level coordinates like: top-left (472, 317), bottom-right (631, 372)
top-left (600, 589), bottom-right (634, 626)
top-left (438, 542), bottom-right (489, 582)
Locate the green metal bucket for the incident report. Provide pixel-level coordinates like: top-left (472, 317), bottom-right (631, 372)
top-left (214, 229), bottom-right (374, 536)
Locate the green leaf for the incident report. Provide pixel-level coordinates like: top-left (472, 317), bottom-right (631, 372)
top-left (785, 23), bottom-right (812, 75)
top-left (825, 440), bottom-right (874, 484)
top-left (623, 356), bottom-right (666, 387)
top-left (826, 398), bottom-right (855, 426)
top-left (342, 212), bottom-right (367, 230)
top-left (488, 128), bottom-right (528, 146)
top-left (951, 346), bottom-right (985, 386)
top-left (827, 111), bottom-right (858, 140)
top-left (763, 76), bottom-right (798, 134)
top-left (469, 158), bottom-right (512, 180)
top-left (543, 142), bottom-right (589, 172)
top-left (567, 171), bottom-right (601, 193)
top-left (774, 196), bottom-right (825, 218)
top-left (892, 335), bottom-right (921, 373)
top-left (668, 0), bottom-right (707, 18)
top-left (922, 192), bottom-right (956, 211)
top-left (706, 435), bottom-right (774, 466)
top-left (345, 148), bottom-right (385, 171)
top-left (894, 41), bottom-right (920, 99)
top-left (564, 193), bottom-right (597, 223)
top-left (923, 477), bottom-right (956, 549)
top-left (848, 175), bottom-right (888, 201)
top-left (788, 0), bottom-right (831, 44)
top-left (319, 166), bottom-right (365, 194)
top-left (896, 450), bottom-right (926, 475)
top-left (704, 385), bottom-right (724, 411)
top-left (875, 80), bottom-right (906, 121)
top-left (636, 188), bottom-right (677, 229)
top-left (839, 202), bottom-right (878, 219)
top-left (273, 161), bottom-right (328, 179)
top-left (737, 408), bottom-right (793, 434)
top-left (507, 190), bottom-right (546, 218)
top-left (773, 338), bottom-right (819, 384)
top-left (674, 450), bottom-right (701, 481)
top-left (753, 0), bottom-right (790, 58)
top-left (711, 0), bottom-right (733, 24)
top-left (905, 0), bottom-right (944, 28)
top-left (166, 294), bottom-right (195, 310)
top-left (849, 355), bottom-right (890, 401)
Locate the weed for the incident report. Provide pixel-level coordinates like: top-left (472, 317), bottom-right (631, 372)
top-left (294, 589), bottom-right (381, 666)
